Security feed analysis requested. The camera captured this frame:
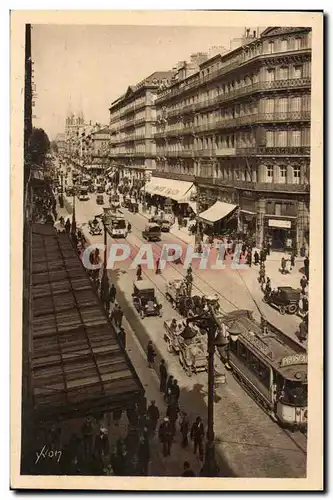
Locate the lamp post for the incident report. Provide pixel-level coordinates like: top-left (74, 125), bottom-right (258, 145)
top-left (184, 303), bottom-right (242, 477)
top-left (71, 181), bottom-right (77, 236)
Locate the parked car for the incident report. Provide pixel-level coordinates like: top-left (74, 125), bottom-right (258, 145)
top-left (263, 286), bottom-right (301, 314)
top-left (142, 223), bottom-right (161, 241)
top-left (132, 280), bottom-right (162, 318)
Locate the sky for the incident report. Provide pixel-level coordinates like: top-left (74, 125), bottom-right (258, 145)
top-left (31, 24), bottom-right (246, 140)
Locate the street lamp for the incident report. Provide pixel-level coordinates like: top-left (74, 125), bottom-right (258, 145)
top-left (185, 303), bottom-right (242, 477)
top-left (71, 182), bottom-right (77, 236)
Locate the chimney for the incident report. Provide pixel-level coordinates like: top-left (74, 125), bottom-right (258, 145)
top-left (246, 28), bottom-right (250, 38)
top-left (253, 30), bottom-right (256, 38)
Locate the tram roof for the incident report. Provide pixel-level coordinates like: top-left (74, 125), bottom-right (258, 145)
top-left (30, 224), bottom-right (144, 422)
top-left (222, 311), bottom-right (307, 380)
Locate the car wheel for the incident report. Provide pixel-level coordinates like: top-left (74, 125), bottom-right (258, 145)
top-left (288, 304), bottom-right (298, 314)
top-left (263, 295), bottom-right (268, 303)
top-left (279, 305), bottom-right (286, 315)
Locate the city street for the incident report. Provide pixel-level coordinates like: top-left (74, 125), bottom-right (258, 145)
top-left (58, 191), bottom-right (307, 478)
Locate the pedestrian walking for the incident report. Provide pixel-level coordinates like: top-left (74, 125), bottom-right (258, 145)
top-left (246, 250), bottom-right (252, 267)
top-left (81, 417), bottom-right (94, 459)
top-left (182, 461), bottom-right (196, 477)
top-left (190, 416), bottom-right (205, 461)
top-left (94, 427), bottom-right (109, 468)
top-left (254, 250), bottom-right (259, 265)
top-left (304, 256), bottom-right (309, 281)
top-left (118, 327), bottom-right (126, 348)
top-left (170, 379), bottom-right (180, 404)
top-left (147, 340), bottom-right (156, 368)
top-left (300, 275), bottom-right (308, 294)
top-left (165, 375), bottom-right (174, 403)
top-left (166, 402), bottom-right (179, 437)
top-left (127, 221), bottom-right (132, 233)
top-left (302, 295), bottom-right (309, 314)
top-left (158, 417), bottom-right (173, 457)
top-left (155, 258), bottom-right (161, 275)
top-left (147, 400), bottom-right (160, 434)
top-left (65, 218), bottom-right (71, 234)
top-left (281, 257), bottom-right (286, 275)
top-left (180, 412), bottom-right (190, 448)
top-left (136, 264), bottom-right (142, 281)
top-left (290, 252), bottom-right (296, 268)
top-left (137, 436), bottom-right (150, 475)
top-left (159, 359), bottom-right (168, 393)
top-left (116, 306), bottom-right (124, 328)
top-left (109, 283), bottom-right (117, 304)
top-left (265, 277), bottom-right (272, 297)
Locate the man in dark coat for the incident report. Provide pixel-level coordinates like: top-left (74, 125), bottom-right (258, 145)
top-left (159, 359), bottom-right (168, 393)
top-left (170, 379), bottom-right (180, 404)
top-left (254, 250), bottom-right (259, 265)
top-left (158, 417), bottom-right (173, 457)
top-left (94, 427), bottom-right (110, 466)
top-left (137, 436), bottom-right (150, 476)
top-left (147, 340), bottom-right (156, 368)
top-left (190, 416), bottom-right (205, 461)
top-left (81, 417), bottom-right (94, 459)
top-left (109, 284), bottom-right (117, 304)
top-left (164, 375), bottom-right (174, 403)
top-left (304, 256), bottom-right (309, 281)
top-left (182, 461), bottom-right (196, 477)
top-left (65, 218), bottom-right (71, 234)
top-left (147, 400), bottom-right (160, 433)
top-left (180, 412), bottom-right (190, 448)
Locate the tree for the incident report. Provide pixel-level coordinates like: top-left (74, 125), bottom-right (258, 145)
top-left (50, 140), bottom-right (58, 153)
top-left (27, 127), bottom-right (50, 166)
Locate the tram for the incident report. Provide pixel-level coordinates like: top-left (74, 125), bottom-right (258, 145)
top-left (216, 310), bottom-right (307, 431)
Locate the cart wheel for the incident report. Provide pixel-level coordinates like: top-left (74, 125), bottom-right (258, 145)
top-left (288, 304), bottom-right (298, 314)
top-left (279, 305), bottom-right (286, 315)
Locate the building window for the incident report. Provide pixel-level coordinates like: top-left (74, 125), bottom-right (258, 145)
top-left (290, 96), bottom-right (302, 112)
top-left (279, 66), bottom-right (289, 80)
top-left (265, 98), bottom-right (275, 113)
top-left (279, 165), bottom-right (287, 183)
top-left (293, 166), bottom-right (301, 184)
top-left (276, 130), bottom-right (288, 147)
top-left (277, 97), bottom-right (288, 113)
top-left (280, 39), bottom-right (288, 52)
top-left (290, 130), bottom-right (301, 146)
top-left (294, 65), bottom-right (303, 79)
top-left (266, 68), bottom-right (275, 82)
top-left (295, 37), bottom-right (302, 50)
top-left (266, 165), bottom-right (273, 182)
top-left (268, 41), bottom-right (275, 53)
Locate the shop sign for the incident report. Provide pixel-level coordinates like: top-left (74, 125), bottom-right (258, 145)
top-left (280, 354), bottom-right (308, 367)
top-left (154, 186), bottom-right (180, 196)
top-left (268, 219), bottom-right (292, 229)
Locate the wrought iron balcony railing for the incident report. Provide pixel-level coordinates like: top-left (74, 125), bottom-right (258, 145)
top-left (196, 176), bottom-right (310, 193)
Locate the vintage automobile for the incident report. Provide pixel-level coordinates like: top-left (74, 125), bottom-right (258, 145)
top-left (142, 223), bottom-right (161, 242)
top-left (122, 197), bottom-right (131, 209)
top-left (163, 319), bottom-right (207, 376)
top-left (65, 186), bottom-right (74, 196)
top-left (96, 184), bottom-right (105, 194)
top-left (149, 216), bottom-right (171, 232)
top-left (263, 286), bottom-right (301, 315)
top-left (88, 219), bottom-right (103, 236)
top-left (132, 280), bottom-right (162, 318)
top-left (96, 194), bottom-right (104, 205)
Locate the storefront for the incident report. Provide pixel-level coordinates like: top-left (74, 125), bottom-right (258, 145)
top-left (142, 177), bottom-right (196, 216)
top-left (197, 201), bottom-right (239, 236)
top-left (263, 216), bottom-right (297, 251)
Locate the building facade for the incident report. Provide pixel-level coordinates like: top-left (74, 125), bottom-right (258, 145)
top-left (154, 27), bottom-right (311, 252)
top-left (109, 71), bottom-right (176, 186)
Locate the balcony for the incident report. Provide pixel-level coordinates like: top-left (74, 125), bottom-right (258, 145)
top-left (153, 171), bottom-right (195, 182)
top-left (215, 148), bottom-right (237, 156)
top-left (236, 146), bottom-right (310, 156)
top-left (195, 176), bottom-right (310, 194)
top-left (134, 117), bottom-right (146, 125)
top-left (121, 119), bottom-right (136, 130)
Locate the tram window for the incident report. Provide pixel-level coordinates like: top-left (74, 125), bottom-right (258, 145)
top-left (248, 353), bottom-right (270, 387)
top-left (238, 342), bottom-right (248, 362)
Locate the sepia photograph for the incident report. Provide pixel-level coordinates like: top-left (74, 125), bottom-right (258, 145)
top-left (10, 10), bottom-right (323, 490)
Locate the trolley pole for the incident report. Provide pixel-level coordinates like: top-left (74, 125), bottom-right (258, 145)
top-left (201, 325), bottom-right (219, 477)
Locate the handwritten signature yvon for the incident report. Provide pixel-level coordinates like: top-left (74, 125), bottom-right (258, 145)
top-left (35, 445), bottom-right (62, 465)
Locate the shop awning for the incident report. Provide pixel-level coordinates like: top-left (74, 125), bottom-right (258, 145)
top-left (198, 201), bottom-right (238, 226)
top-left (142, 177), bottom-right (195, 202)
top-left (30, 224), bottom-right (144, 421)
top-left (188, 201), bottom-right (198, 214)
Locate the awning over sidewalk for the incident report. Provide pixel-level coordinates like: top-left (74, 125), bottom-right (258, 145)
top-left (142, 177), bottom-right (195, 202)
top-left (30, 224), bottom-right (144, 421)
top-left (198, 201), bottom-right (238, 226)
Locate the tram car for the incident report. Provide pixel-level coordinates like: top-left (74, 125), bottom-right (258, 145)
top-left (217, 310), bottom-right (308, 431)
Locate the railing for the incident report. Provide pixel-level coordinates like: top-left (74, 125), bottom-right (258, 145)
top-left (152, 171), bottom-right (195, 182)
top-left (159, 78), bottom-right (311, 116)
top-left (121, 119), bottom-right (136, 130)
top-left (134, 117), bottom-right (146, 125)
top-left (196, 176), bottom-right (310, 193)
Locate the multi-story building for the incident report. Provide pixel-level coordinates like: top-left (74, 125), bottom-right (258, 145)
top-left (108, 71), bottom-right (176, 186)
top-left (154, 27), bottom-right (311, 252)
top-left (55, 133), bottom-right (66, 154)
